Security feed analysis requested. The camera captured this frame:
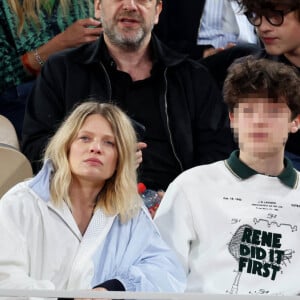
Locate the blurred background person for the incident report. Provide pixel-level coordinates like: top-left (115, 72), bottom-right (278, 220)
top-left (154, 0), bottom-right (259, 59)
top-left (0, 0), bottom-right (102, 139)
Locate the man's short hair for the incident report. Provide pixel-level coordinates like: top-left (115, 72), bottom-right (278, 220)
top-left (223, 56), bottom-right (300, 119)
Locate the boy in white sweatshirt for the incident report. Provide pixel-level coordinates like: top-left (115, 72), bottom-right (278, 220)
top-left (155, 57), bottom-right (300, 295)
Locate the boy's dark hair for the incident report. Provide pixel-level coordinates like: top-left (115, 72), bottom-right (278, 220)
top-left (223, 57), bottom-right (300, 119)
top-left (232, 0), bottom-right (300, 21)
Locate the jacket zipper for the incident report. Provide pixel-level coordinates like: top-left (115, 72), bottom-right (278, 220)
top-left (99, 61), bottom-right (112, 100)
top-left (163, 68), bottom-right (183, 172)
top-left (99, 62), bottom-right (183, 172)
top-left (47, 205), bottom-right (82, 241)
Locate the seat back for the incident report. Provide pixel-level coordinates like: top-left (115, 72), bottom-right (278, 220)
top-left (0, 115), bottom-right (20, 150)
top-left (0, 145), bottom-right (33, 198)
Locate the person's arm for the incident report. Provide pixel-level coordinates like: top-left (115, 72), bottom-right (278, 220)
top-left (21, 18), bottom-right (102, 75)
top-left (0, 190), bottom-right (55, 290)
top-left (0, 10), bottom-right (27, 90)
top-left (93, 208), bottom-right (186, 292)
top-left (154, 180), bottom-right (195, 275)
top-left (22, 56), bottom-right (68, 173)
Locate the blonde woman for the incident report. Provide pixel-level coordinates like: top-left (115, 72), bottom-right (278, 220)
top-left (0, 101), bottom-right (185, 292)
top-left (0, 0), bottom-right (102, 138)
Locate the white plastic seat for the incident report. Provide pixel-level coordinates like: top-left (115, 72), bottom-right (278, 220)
top-left (0, 144), bottom-right (33, 198)
top-left (0, 115), bottom-right (20, 150)
top-left (0, 116), bottom-right (33, 198)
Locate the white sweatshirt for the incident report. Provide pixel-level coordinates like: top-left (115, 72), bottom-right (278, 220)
top-left (155, 151), bottom-right (300, 295)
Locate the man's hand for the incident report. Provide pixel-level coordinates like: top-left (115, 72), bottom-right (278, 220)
top-left (136, 142), bottom-right (147, 169)
top-left (203, 43), bottom-right (236, 58)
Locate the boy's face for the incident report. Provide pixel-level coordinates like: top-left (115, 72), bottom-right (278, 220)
top-left (230, 98), bottom-right (298, 158)
top-left (255, 5), bottom-right (300, 62)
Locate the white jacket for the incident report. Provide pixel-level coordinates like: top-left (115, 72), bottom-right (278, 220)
top-left (0, 160), bottom-right (186, 292)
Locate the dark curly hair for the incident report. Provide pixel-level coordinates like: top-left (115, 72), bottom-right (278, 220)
top-left (231, 0), bottom-right (300, 20)
top-left (223, 56), bottom-right (300, 119)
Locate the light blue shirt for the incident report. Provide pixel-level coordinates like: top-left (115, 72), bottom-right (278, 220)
top-left (197, 0), bottom-right (239, 48)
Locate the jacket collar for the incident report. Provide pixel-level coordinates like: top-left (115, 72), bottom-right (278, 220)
top-left (69, 33), bottom-right (188, 67)
top-left (225, 150), bottom-right (299, 189)
top-left (27, 159), bottom-right (54, 202)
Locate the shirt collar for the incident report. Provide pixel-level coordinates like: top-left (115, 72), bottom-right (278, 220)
top-left (225, 150), bottom-right (299, 189)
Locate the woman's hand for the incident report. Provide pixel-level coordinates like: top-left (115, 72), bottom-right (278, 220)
top-left (26, 18), bottom-right (103, 73)
top-left (75, 287), bottom-right (109, 300)
top-left (56, 18), bottom-right (103, 48)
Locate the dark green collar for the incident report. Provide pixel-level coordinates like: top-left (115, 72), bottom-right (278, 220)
top-left (225, 150), bottom-right (299, 189)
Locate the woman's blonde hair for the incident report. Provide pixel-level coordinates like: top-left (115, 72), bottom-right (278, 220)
top-left (44, 101), bottom-right (141, 223)
top-left (8, 0), bottom-right (70, 34)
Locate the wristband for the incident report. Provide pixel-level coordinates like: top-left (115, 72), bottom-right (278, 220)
top-left (34, 48), bottom-right (45, 66)
top-left (21, 52), bottom-right (39, 76)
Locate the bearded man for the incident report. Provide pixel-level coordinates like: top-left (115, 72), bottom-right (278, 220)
top-left (22, 0), bottom-right (235, 192)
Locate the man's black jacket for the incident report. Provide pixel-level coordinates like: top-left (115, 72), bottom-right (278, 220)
top-left (22, 35), bottom-right (234, 175)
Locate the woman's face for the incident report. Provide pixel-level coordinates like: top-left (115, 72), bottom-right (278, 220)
top-left (68, 114), bottom-right (118, 188)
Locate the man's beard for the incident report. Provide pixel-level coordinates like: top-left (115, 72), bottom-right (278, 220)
top-left (101, 15), bottom-right (153, 51)
top-left (105, 26), bottom-right (146, 51)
